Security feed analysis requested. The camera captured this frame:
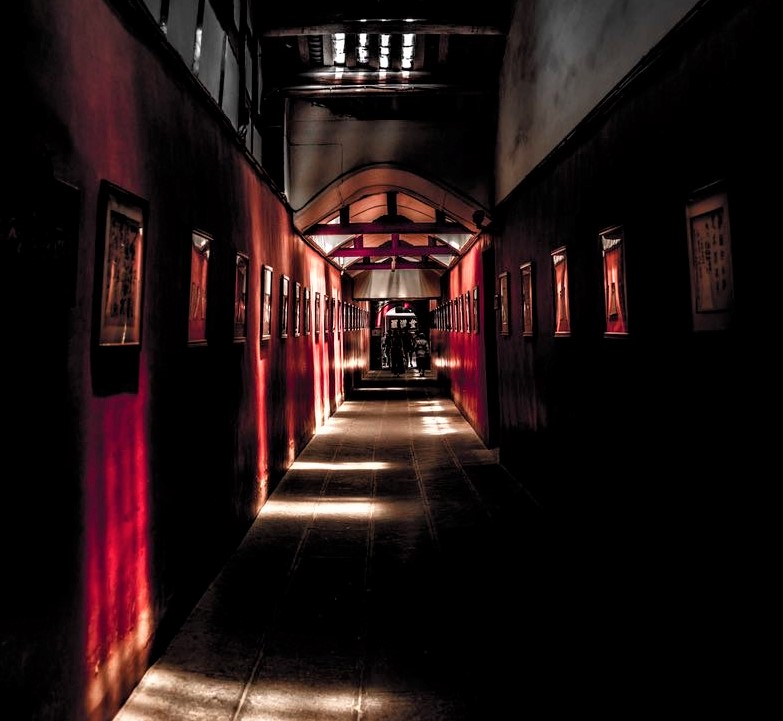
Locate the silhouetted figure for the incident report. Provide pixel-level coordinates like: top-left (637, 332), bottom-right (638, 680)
top-left (414, 333), bottom-right (430, 376)
top-left (403, 330), bottom-right (415, 368)
top-left (389, 330), bottom-right (405, 376)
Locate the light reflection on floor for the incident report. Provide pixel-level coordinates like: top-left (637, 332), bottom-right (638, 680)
top-left (413, 401), bottom-right (447, 413)
top-left (289, 461), bottom-right (389, 471)
top-left (260, 496), bottom-right (379, 519)
top-left (420, 415), bottom-right (455, 435)
top-left (118, 666), bottom-right (378, 720)
top-left (116, 666), bottom-right (244, 719)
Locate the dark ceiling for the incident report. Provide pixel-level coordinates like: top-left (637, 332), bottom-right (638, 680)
top-left (251, 2), bottom-right (514, 119)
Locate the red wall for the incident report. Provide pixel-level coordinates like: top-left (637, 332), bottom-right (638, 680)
top-left (433, 236), bottom-right (493, 445)
top-left (3, 2), bottom-right (368, 720)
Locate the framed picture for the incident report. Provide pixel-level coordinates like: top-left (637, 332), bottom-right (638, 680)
top-left (304, 287), bottom-right (311, 334)
top-left (95, 182), bottom-right (148, 346)
top-left (685, 184), bottom-right (734, 331)
top-left (498, 272), bottom-right (510, 335)
top-left (600, 227), bottom-right (629, 335)
top-left (315, 291), bottom-right (320, 335)
top-left (234, 252), bottom-right (249, 341)
top-left (331, 296), bottom-right (336, 333)
top-left (464, 291), bottom-right (471, 333)
top-left (188, 230), bottom-right (211, 345)
top-left (474, 287), bottom-right (479, 333)
top-left (294, 281), bottom-right (301, 336)
top-left (261, 264), bottom-right (273, 341)
top-left (551, 247), bottom-right (570, 336)
top-left (280, 274), bottom-right (290, 338)
top-left (520, 262), bottom-right (534, 337)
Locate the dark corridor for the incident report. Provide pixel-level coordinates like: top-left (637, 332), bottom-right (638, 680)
top-left (110, 371), bottom-right (545, 720)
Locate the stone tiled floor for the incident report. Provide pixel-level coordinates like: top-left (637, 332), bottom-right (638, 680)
top-left (113, 371), bottom-right (546, 720)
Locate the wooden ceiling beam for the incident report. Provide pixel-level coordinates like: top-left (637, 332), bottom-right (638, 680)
top-left (347, 259), bottom-right (448, 271)
top-left (307, 221), bottom-right (469, 235)
top-left (330, 246), bottom-right (457, 258)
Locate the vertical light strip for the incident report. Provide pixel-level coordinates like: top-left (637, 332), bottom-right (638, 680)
top-left (401, 33), bottom-right (415, 70)
top-left (379, 33), bottom-right (390, 69)
top-left (332, 33), bottom-right (346, 65)
top-left (357, 32), bottom-right (369, 65)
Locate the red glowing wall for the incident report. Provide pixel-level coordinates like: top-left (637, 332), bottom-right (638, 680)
top-left (6, 2), bottom-right (369, 720)
top-left (434, 236), bottom-right (494, 445)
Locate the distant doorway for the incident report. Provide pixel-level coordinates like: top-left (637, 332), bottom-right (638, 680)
top-left (371, 301), bottom-right (428, 370)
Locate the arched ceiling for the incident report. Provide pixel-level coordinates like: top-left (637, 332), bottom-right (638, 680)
top-left (296, 166), bottom-right (490, 287)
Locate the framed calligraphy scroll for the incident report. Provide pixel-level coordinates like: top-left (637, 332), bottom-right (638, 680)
top-left (261, 265), bottom-right (273, 341)
top-left (96, 182), bottom-right (147, 347)
top-left (685, 184), bottom-right (734, 331)
top-left (234, 252), bottom-right (249, 341)
top-left (188, 230), bottom-right (211, 345)
top-left (551, 247), bottom-right (570, 336)
top-left (599, 227), bottom-right (628, 335)
top-left (280, 274), bottom-right (290, 338)
top-left (520, 262), bottom-right (534, 337)
top-left (498, 272), bottom-right (510, 336)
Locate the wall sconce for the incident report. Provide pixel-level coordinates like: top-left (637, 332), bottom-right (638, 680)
top-left (390, 257), bottom-right (397, 273)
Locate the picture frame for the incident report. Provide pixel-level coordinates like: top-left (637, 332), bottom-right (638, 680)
top-left (280, 274), bottom-right (290, 338)
top-left (234, 252), bottom-right (249, 341)
top-left (95, 182), bottom-right (148, 347)
top-left (261, 264), bottom-right (273, 341)
top-left (685, 184), bottom-right (734, 331)
top-left (465, 291), bottom-right (471, 333)
top-left (498, 272), bottom-right (510, 336)
top-left (188, 230), bottom-right (211, 345)
top-left (294, 281), bottom-right (301, 336)
top-left (304, 287), bottom-right (311, 334)
top-left (599, 226), bottom-right (629, 335)
top-left (551, 247), bottom-right (570, 336)
top-left (315, 291), bottom-right (320, 335)
top-left (520, 261), bottom-right (534, 337)
top-left (474, 287), bottom-right (480, 333)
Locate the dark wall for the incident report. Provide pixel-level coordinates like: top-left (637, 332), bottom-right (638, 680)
top-left (436, 0), bottom-right (777, 520)
top-left (490, 0), bottom-right (774, 510)
top-left (2, 2), bottom-right (368, 720)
